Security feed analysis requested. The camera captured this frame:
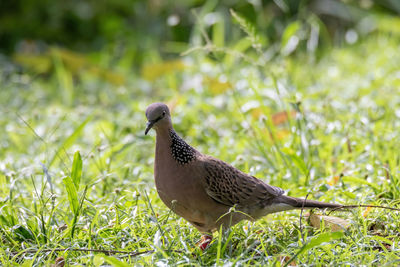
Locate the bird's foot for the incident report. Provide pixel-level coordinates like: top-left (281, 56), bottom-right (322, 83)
top-left (197, 235), bottom-right (212, 251)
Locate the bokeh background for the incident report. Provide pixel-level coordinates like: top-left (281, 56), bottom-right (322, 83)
top-left (2, 0), bottom-right (400, 72)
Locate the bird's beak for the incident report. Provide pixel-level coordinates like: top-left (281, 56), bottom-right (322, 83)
top-left (145, 121), bottom-right (154, 135)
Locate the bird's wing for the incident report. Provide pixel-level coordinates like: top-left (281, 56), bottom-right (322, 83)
top-left (199, 156), bottom-right (284, 207)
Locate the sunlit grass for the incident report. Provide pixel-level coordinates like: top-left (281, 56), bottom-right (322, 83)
top-left (1, 33), bottom-right (400, 265)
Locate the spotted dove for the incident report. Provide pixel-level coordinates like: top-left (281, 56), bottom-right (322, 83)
top-left (145, 102), bottom-right (343, 249)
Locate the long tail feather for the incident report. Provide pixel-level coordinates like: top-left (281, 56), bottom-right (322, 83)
top-left (277, 195), bottom-right (343, 209)
top-left (273, 195), bottom-right (400, 213)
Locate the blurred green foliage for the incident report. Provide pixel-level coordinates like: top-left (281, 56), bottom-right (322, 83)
top-left (1, 0), bottom-right (400, 61)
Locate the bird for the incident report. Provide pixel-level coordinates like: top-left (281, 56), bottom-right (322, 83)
top-left (144, 102), bottom-right (344, 250)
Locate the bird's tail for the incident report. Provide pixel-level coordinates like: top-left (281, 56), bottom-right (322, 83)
top-left (276, 195), bottom-right (343, 209)
top-left (274, 195), bottom-right (400, 213)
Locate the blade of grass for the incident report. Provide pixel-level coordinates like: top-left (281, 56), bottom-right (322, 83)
top-left (69, 185), bottom-right (88, 239)
top-left (71, 151), bottom-right (82, 190)
top-left (63, 176), bottom-right (79, 215)
top-left (216, 226), bottom-right (223, 265)
top-left (281, 147), bottom-right (309, 177)
top-left (221, 229), bottom-right (234, 256)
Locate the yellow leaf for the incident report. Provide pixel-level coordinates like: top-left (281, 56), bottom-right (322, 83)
top-left (52, 48), bottom-right (125, 85)
top-left (328, 175), bottom-right (340, 186)
top-left (204, 76), bottom-right (232, 95)
top-left (13, 53), bottom-right (52, 73)
top-left (50, 47), bottom-right (87, 72)
top-left (271, 110), bottom-right (296, 125)
top-left (251, 107), bottom-right (264, 119)
top-left (91, 67), bottom-right (125, 85)
top-left (15, 47), bottom-right (125, 85)
top-left (275, 129), bottom-right (290, 140)
top-left (141, 60), bottom-right (185, 81)
top-left (308, 213), bottom-right (350, 232)
top-left (363, 206), bottom-right (372, 217)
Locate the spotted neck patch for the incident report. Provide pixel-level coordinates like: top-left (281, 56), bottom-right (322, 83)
top-left (170, 130), bottom-right (196, 164)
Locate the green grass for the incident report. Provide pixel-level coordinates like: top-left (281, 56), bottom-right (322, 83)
top-left (1, 31), bottom-right (400, 265)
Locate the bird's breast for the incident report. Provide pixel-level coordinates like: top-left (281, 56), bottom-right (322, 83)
top-left (154, 160), bottom-right (198, 206)
top-left (154, 158), bottom-right (225, 224)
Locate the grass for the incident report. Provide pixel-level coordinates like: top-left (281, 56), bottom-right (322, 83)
top-left (1, 29), bottom-right (400, 265)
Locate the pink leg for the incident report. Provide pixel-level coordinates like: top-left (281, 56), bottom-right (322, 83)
top-left (197, 235), bottom-right (213, 251)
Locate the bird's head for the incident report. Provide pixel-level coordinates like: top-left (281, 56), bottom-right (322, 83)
top-left (145, 102), bottom-right (171, 135)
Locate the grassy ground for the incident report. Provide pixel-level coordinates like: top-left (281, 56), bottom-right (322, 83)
top-left (1, 32), bottom-right (400, 266)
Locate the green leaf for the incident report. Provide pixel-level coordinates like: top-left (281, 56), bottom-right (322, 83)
top-left (101, 255), bottom-right (131, 267)
top-left (283, 232), bottom-right (344, 266)
top-left (282, 21), bottom-right (301, 48)
top-left (49, 115), bottom-right (92, 167)
top-left (12, 225), bottom-right (35, 241)
top-left (302, 232), bottom-right (344, 253)
top-left (281, 21), bottom-right (301, 55)
top-left (212, 17), bottom-right (225, 47)
top-left (342, 191), bottom-right (357, 199)
top-left (71, 151), bottom-right (82, 190)
top-left (63, 176), bottom-right (79, 214)
top-left (20, 260), bottom-right (34, 267)
top-left (93, 255), bottom-right (105, 266)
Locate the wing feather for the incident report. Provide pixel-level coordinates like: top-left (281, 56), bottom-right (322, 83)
top-left (200, 156), bottom-right (284, 207)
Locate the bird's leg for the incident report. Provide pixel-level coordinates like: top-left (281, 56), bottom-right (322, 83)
top-left (197, 234), bottom-right (213, 251)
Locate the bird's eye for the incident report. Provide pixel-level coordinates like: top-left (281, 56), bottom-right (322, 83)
top-left (162, 111), bottom-right (166, 116)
